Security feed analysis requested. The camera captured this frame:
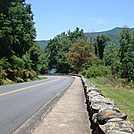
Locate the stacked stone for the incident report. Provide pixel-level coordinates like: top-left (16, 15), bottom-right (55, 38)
top-left (81, 76), bottom-right (134, 134)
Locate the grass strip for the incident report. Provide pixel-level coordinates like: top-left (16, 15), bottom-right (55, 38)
top-left (88, 78), bottom-right (134, 121)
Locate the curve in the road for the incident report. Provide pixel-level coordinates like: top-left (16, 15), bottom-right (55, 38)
top-left (0, 77), bottom-right (60, 97)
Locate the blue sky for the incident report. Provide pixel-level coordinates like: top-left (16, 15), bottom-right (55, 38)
top-left (26, 0), bottom-right (133, 40)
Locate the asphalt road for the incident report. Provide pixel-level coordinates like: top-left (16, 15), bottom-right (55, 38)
top-left (0, 76), bottom-right (74, 134)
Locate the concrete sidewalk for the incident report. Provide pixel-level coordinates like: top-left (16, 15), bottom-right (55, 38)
top-left (32, 76), bottom-right (91, 134)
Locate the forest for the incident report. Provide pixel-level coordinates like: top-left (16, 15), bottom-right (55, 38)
top-left (0, 0), bottom-right (134, 88)
top-left (0, 0), bottom-right (46, 84)
top-left (44, 27), bottom-right (134, 88)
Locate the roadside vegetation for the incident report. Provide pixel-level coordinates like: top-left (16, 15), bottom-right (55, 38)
top-left (0, 0), bottom-right (48, 85)
top-left (88, 77), bottom-right (134, 121)
top-left (0, 0), bottom-right (133, 99)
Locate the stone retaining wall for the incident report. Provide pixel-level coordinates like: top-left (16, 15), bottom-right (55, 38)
top-left (80, 76), bottom-right (134, 134)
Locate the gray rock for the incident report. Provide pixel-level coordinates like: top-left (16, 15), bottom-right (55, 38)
top-left (88, 94), bottom-right (104, 102)
top-left (100, 120), bottom-right (134, 134)
top-left (92, 113), bottom-right (98, 123)
top-left (91, 102), bottom-right (119, 111)
top-left (107, 118), bottom-right (124, 122)
top-left (109, 129), bottom-right (133, 134)
top-left (96, 109), bottom-right (127, 124)
top-left (86, 87), bottom-right (101, 93)
top-left (88, 95), bottom-right (115, 105)
top-left (87, 91), bottom-right (101, 97)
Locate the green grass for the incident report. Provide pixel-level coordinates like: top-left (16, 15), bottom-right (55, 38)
top-left (1, 77), bottom-right (47, 86)
top-left (88, 78), bottom-right (134, 121)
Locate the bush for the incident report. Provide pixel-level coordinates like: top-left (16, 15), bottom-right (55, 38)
top-left (10, 55), bottom-right (25, 69)
top-left (82, 65), bottom-right (111, 78)
top-left (29, 70), bottom-right (37, 80)
top-left (0, 57), bottom-right (10, 84)
top-left (7, 69), bottom-right (18, 80)
top-left (23, 70), bottom-right (30, 80)
top-left (0, 67), bottom-right (7, 85)
top-left (14, 77), bottom-right (24, 83)
top-left (22, 70), bottom-right (37, 80)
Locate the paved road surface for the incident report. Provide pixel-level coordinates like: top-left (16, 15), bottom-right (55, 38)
top-left (0, 76), bottom-right (74, 134)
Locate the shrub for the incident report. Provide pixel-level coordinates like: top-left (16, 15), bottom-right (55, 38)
top-left (23, 70), bottom-right (30, 80)
top-left (0, 67), bottom-right (7, 85)
top-left (10, 55), bottom-right (25, 69)
top-left (14, 77), bottom-right (24, 83)
top-left (82, 65), bottom-right (111, 78)
top-left (29, 70), bottom-right (37, 80)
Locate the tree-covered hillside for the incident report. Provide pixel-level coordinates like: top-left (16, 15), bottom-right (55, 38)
top-left (38, 27), bottom-right (134, 50)
top-left (37, 40), bottom-right (49, 50)
top-left (85, 27), bottom-right (134, 45)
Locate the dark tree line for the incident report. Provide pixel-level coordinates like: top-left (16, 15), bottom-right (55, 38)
top-left (0, 0), bottom-right (46, 84)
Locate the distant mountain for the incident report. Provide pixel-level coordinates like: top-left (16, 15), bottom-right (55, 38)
top-left (37, 27), bottom-right (134, 50)
top-left (85, 27), bottom-right (134, 44)
top-left (37, 40), bottom-right (49, 50)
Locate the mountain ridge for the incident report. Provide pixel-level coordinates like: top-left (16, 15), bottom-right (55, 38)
top-left (37, 27), bottom-right (134, 50)
top-left (37, 40), bottom-right (49, 50)
top-left (85, 27), bottom-right (134, 43)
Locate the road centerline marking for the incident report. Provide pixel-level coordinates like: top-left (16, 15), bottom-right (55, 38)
top-left (0, 77), bottom-right (60, 97)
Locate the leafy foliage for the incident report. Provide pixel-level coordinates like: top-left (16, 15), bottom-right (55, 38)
top-left (104, 42), bottom-right (119, 66)
top-left (0, 0), bottom-right (36, 58)
top-left (67, 39), bottom-right (96, 73)
top-left (0, 0), bottom-right (46, 84)
top-left (82, 65), bottom-right (111, 78)
top-left (83, 27), bottom-right (134, 83)
top-left (119, 28), bottom-right (134, 81)
top-left (94, 34), bottom-right (110, 59)
top-left (45, 27), bottom-right (89, 73)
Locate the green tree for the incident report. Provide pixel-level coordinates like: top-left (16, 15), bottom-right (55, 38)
top-left (67, 27), bottom-right (87, 43)
top-left (45, 37), bottom-right (72, 73)
top-left (0, 13), bottom-right (13, 57)
top-left (45, 28), bottom-right (87, 73)
top-left (10, 55), bottom-right (25, 69)
top-left (0, 0), bottom-right (36, 58)
top-left (94, 34), bottom-right (110, 60)
top-left (119, 28), bottom-right (134, 81)
top-left (103, 42), bottom-right (119, 66)
top-left (0, 0), bottom-right (41, 82)
top-left (29, 42), bottom-right (45, 72)
top-left (67, 39), bottom-right (96, 73)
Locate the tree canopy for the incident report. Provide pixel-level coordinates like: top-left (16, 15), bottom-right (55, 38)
top-left (67, 39), bottom-right (96, 73)
top-left (0, 0), bottom-right (46, 84)
top-left (119, 28), bottom-right (134, 81)
top-left (94, 34), bottom-right (110, 60)
top-left (44, 27), bottom-right (90, 73)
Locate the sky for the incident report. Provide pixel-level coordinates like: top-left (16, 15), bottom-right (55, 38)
top-left (26, 0), bottom-right (134, 40)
